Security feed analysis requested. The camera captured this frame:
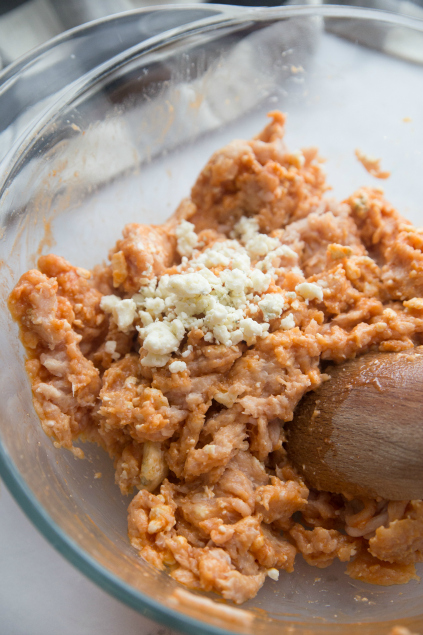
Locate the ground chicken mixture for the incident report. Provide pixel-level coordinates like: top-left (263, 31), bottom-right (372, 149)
top-left (9, 112), bottom-right (423, 604)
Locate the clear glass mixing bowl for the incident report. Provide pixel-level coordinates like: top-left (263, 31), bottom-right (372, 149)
top-left (0, 5), bottom-right (422, 634)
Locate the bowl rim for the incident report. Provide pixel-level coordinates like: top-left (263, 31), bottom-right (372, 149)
top-left (0, 3), bottom-right (238, 86)
top-left (1, 5), bottom-right (423, 634)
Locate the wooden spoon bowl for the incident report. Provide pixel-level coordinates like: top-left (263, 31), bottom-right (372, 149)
top-left (285, 348), bottom-right (423, 501)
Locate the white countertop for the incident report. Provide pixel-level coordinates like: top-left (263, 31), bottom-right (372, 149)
top-left (0, 480), bottom-right (180, 635)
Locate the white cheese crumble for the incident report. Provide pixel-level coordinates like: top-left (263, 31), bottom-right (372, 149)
top-left (133, 229), bottom-right (281, 349)
top-left (167, 272), bottom-right (211, 297)
top-left (142, 321), bottom-right (182, 355)
top-left (239, 318), bottom-right (269, 345)
top-left (267, 568), bottom-right (279, 581)
top-left (295, 282), bottom-right (323, 303)
top-left (145, 297), bottom-right (165, 316)
top-left (100, 295), bottom-right (137, 331)
top-left (280, 313), bottom-right (296, 330)
top-left (142, 352), bottom-right (171, 368)
top-left (104, 340), bottom-right (120, 361)
top-left (169, 360), bottom-right (187, 373)
top-left (258, 294), bottom-right (287, 322)
top-left (175, 220), bottom-right (198, 257)
top-left (101, 216), bottom-right (315, 368)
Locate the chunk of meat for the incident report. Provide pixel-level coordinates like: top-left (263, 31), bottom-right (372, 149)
top-left (186, 111), bottom-right (327, 235)
top-left (128, 484), bottom-right (177, 569)
top-left (90, 320), bottom-right (134, 371)
top-left (281, 202), bottom-right (366, 277)
top-left (289, 524), bottom-right (359, 568)
top-left (381, 227), bottom-right (423, 301)
top-left (9, 269), bottom-right (73, 350)
top-left (9, 269), bottom-right (100, 456)
top-left (318, 305), bottom-right (423, 363)
top-left (309, 257), bottom-right (385, 318)
top-left (347, 188), bottom-right (410, 258)
top-left (99, 355), bottom-right (187, 444)
top-left (114, 442), bottom-right (143, 495)
top-left (214, 451), bottom-right (269, 511)
top-left (196, 549), bottom-right (266, 604)
top-left (252, 525), bottom-right (296, 571)
top-left (184, 420), bottom-right (248, 483)
top-left (346, 548), bottom-right (419, 586)
top-left (369, 501), bottom-right (423, 565)
top-left (168, 538), bottom-right (266, 604)
top-left (301, 491), bottom-right (342, 530)
top-left (255, 476), bottom-right (308, 525)
top-left (38, 254), bottom-right (107, 354)
top-left (109, 223), bottom-right (177, 293)
top-left (355, 149), bottom-right (390, 180)
top-left (186, 344), bottom-right (242, 377)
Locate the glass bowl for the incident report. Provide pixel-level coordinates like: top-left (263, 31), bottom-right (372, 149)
top-left (1, 5), bottom-right (423, 634)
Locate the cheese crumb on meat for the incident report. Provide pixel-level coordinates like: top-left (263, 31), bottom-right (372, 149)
top-left (100, 295), bottom-right (137, 331)
top-left (258, 294), bottom-right (287, 322)
top-left (295, 282), bottom-right (323, 303)
top-left (280, 313), bottom-right (296, 330)
top-left (175, 220), bottom-right (199, 257)
top-left (169, 360), bottom-right (187, 373)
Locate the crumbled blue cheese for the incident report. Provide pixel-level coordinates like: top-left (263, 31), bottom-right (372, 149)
top-left (101, 217), bottom-right (314, 369)
top-left (239, 318), bottom-right (269, 344)
top-left (142, 321), bottom-right (182, 355)
top-left (166, 272), bottom-right (211, 297)
top-left (145, 297), bottom-right (165, 316)
top-left (295, 282), bottom-right (323, 302)
top-left (100, 295), bottom-right (137, 331)
top-left (250, 269), bottom-right (272, 293)
top-left (280, 313), bottom-right (296, 330)
top-left (142, 353), bottom-right (170, 368)
top-left (169, 360), bottom-right (187, 373)
top-left (246, 233), bottom-right (280, 259)
top-left (258, 294), bottom-right (287, 322)
top-left (132, 220), bottom-right (304, 352)
top-left (175, 220), bottom-right (199, 257)
top-left (257, 245), bottom-right (298, 275)
top-left (139, 310), bottom-right (153, 327)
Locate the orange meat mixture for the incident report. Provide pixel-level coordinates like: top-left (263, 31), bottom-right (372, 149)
top-left (9, 112), bottom-right (423, 604)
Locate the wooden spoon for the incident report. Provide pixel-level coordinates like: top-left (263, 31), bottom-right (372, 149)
top-left (285, 348), bottom-right (423, 501)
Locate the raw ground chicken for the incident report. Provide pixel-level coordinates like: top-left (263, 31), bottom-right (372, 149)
top-left (9, 112), bottom-right (423, 604)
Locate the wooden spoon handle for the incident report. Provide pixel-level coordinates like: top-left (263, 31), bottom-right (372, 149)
top-left (285, 348), bottom-right (423, 501)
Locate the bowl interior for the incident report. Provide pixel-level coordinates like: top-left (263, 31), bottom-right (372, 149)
top-left (1, 7), bottom-right (423, 634)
